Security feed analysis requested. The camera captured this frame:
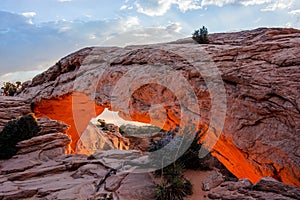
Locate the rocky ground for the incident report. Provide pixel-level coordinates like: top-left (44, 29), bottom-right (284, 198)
top-left (0, 117), bottom-right (156, 200)
top-left (186, 170), bottom-right (300, 200)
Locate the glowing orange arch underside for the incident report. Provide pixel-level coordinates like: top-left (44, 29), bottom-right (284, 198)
top-left (34, 92), bottom-right (105, 153)
top-left (33, 92), bottom-right (299, 187)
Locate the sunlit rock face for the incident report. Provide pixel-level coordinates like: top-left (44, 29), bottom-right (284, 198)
top-left (19, 28), bottom-right (300, 187)
top-left (76, 122), bottom-right (130, 155)
top-left (33, 93), bottom-right (131, 154)
top-left (33, 92), bottom-right (105, 153)
top-left (124, 83), bottom-right (181, 130)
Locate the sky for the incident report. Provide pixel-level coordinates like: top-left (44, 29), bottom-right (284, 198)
top-left (0, 0), bottom-right (300, 82)
top-left (93, 108), bottom-right (151, 126)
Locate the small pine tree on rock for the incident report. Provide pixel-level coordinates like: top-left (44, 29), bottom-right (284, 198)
top-left (192, 26), bottom-right (209, 44)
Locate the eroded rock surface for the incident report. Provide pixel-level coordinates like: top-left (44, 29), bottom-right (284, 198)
top-left (208, 177), bottom-right (300, 200)
top-left (18, 28), bottom-right (300, 187)
top-left (0, 116), bottom-right (155, 200)
top-left (0, 96), bottom-right (31, 131)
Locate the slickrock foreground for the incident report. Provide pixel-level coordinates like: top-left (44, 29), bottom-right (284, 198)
top-left (207, 177), bottom-right (300, 200)
top-left (17, 28), bottom-right (300, 187)
top-left (185, 170), bottom-right (300, 200)
top-left (0, 115), bottom-right (155, 200)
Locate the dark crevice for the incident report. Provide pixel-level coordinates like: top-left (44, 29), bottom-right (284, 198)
top-left (270, 163), bottom-right (283, 182)
top-left (223, 79), bottom-right (238, 87)
top-left (265, 93), bottom-right (299, 113)
top-left (237, 117), bottom-right (266, 131)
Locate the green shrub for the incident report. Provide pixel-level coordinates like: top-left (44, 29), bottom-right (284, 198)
top-left (150, 126), bottom-right (215, 170)
top-left (163, 162), bottom-right (185, 182)
top-left (150, 126), bottom-right (209, 199)
top-left (0, 113), bottom-right (41, 159)
top-left (156, 163), bottom-right (193, 200)
top-left (192, 26), bottom-right (209, 44)
top-left (1, 81), bottom-right (22, 96)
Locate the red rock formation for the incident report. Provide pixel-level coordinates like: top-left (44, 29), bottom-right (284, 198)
top-left (19, 28), bottom-right (300, 187)
top-left (33, 92), bottom-right (104, 152)
top-left (127, 83), bottom-right (181, 130)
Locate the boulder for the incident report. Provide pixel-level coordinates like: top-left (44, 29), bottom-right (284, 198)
top-left (202, 170), bottom-right (226, 191)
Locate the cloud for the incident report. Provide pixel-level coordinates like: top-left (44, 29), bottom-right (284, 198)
top-left (134, 0), bottom-right (295, 14)
top-left (166, 22), bottom-right (182, 33)
top-left (135, 0), bottom-right (172, 16)
top-left (261, 0), bottom-right (295, 11)
top-left (0, 11), bottom-right (71, 75)
top-left (120, 5), bottom-right (128, 10)
top-left (201, 0), bottom-right (236, 7)
top-left (285, 22), bottom-right (293, 27)
top-left (58, 25), bottom-right (72, 33)
top-left (21, 12), bottom-right (36, 18)
top-left (289, 9), bottom-right (300, 15)
top-left (0, 11), bottom-right (186, 81)
top-left (21, 12), bottom-right (36, 24)
top-left (175, 0), bottom-right (202, 11)
top-left (201, 0), bottom-right (296, 11)
top-left (135, 0), bottom-right (201, 16)
top-left (0, 70), bottom-right (44, 83)
top-left (240, 0), bottom-right (271, 6)
top-left (102, 22), bottom-right (184, 46)
top-left (120, 5), bottom-right (134, 10)
top-left (122, 16), bottom-right (140, 29)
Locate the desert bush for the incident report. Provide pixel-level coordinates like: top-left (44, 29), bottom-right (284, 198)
top-left (1, 81), bottom-right (22, 96)
top-left (0, 113), bottom-right (41, 159)
top-left (151, 129), bottom-right (194, 199)
top-left (192, 26), bottom-right (209, 44)
top-left (156, 163), bottom-right (193, 200)
top-left (150, 126), bottom-right (216, 170)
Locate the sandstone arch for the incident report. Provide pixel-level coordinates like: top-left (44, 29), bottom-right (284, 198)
top-left (19, 28), bottom-right (300, 187)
